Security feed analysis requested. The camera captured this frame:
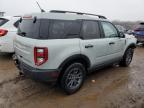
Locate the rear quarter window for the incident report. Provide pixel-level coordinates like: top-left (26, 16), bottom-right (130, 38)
top-left (0, 18), bottom-right (9, 26)
top-left (49, 20), bottom-right (81, 39)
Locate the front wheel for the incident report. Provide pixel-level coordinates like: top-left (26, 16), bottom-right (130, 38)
top-left (60, 63), bottom-right (86, 95)
top-left (119, 48), bottom-right (134, 67)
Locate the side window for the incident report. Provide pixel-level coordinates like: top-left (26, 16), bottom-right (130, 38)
top-left (49, 21), bottom-right (65, 39)
top-left (64, 21), bottom-right (81, 38)
top-left (82, 21), bottom-right (100, 39)
top-left (49, 20), bottom-right (81, 39)
top-left (13, 20), bottom-right (19, 28)
top-left (39, 19), bottom-right (49, 39)
top-left (101, 22), bottom-right (119, 38)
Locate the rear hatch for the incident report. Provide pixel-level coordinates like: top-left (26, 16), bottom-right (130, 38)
top-left (14, 16), bottom-right (41, 67)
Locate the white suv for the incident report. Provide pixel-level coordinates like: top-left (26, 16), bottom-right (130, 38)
top-left (0, 16), bottom-right (20, 53)
top-left (14, 10), bottom-right (137, 94)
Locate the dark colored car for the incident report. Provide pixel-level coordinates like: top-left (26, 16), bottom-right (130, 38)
top-left (133, 23), bottom-right (144, 45)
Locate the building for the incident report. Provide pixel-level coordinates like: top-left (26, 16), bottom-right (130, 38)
top-left (0, 12), bottom-right (5, 17)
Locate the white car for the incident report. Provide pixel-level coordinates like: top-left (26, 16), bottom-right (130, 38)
top-left (0, 16), bottom-right (20, 53)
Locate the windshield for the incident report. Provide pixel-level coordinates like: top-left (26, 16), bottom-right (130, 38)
top-left (0, 18), bottom-right (9, 26)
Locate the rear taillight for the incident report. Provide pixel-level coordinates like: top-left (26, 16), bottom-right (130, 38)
top-left (34, 47), bottom-right (48, 66)
top-left (0, 29), bottom-right (8, 37)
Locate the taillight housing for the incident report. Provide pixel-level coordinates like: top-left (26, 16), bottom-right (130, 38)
top-left (0, 29), bottom-right (8, 37)
top-left (34, 47), bottom-right (48, 66)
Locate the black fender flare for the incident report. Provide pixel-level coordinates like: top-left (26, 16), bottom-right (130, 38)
top-left (127, 43), bottom-right (136, 49)
top-left (58, 54), bottom-right (91, 71)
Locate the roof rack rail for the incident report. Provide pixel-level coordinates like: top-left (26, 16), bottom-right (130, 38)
top-left (50, 10), bottom-right (107, 19)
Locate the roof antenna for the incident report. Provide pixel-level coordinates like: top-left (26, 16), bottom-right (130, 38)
top-left (36, 1), bottom-right (45, 12)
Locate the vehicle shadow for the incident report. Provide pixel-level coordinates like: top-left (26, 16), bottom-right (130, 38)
top-left (0, 53), bottom-right (13, 60)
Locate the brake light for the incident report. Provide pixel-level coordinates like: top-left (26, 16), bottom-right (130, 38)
top-left (23, 15), bottom-right (32, 19)
top-left (34, 47), bottom-right (48, 66)
top-left (0, 29), bottom-right (8, 37)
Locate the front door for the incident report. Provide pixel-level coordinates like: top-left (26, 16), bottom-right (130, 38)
top-left (100, 21), bottom-right (126, 61)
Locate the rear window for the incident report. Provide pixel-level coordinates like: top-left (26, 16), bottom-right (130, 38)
top-left (18, 19), bottom-right (81, 39)
top-left (18, 19), bottom-right (40, 39)
top-left (0, 18), bottom-right (9, 26)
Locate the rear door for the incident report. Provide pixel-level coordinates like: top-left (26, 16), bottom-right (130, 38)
top-left (80, 20), bottom-right (109, 67)
top-left (100, 21), bottom-right (125, 60)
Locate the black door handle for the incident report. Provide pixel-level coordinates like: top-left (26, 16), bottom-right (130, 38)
top-left (85, 44), bottom-right (94, 48)
top-left (109, 42), bottom-right (115, 45)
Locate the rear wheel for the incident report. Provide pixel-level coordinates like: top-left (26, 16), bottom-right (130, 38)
top-left (60, 63), bottom-right (86, 94)
top-left (119, 48), bottom-right (134, 67)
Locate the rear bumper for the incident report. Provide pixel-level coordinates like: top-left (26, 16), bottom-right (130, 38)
top-left (15, 59), bottom-right (60, 82)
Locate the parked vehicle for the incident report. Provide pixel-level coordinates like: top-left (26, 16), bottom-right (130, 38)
top-left (133, 22), bottom-right (144, 45)
top-left (0, 16), bottom-right (20, 53)
top-left (13, 10), bottom-right (137, 94)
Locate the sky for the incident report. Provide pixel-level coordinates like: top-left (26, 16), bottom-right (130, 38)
top-left (1, 0), bottom-right (144, 21)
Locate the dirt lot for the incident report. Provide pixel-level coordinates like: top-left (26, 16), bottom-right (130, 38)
top-left (0, 46), bottom-right (144, 108)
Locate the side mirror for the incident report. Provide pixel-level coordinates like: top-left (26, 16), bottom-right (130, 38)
top-left (119, 32), bottom-right (125, 38)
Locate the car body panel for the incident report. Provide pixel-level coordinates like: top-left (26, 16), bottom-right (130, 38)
top-left (14, 36), bottom-right (80, 69)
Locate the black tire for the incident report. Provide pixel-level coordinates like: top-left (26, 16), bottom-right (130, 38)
top-left (120, 48), bottom-right (134, 67)
top-left (60, 63), bottom-right (86, 95)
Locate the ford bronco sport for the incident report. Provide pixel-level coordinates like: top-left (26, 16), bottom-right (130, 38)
top-left (14, 10), bottom-right (137, 94)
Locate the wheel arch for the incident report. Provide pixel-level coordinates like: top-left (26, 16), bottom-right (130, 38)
top-left (58, 54), bottom-right (91, 72)
top-left (127, 43), bottom-right (136, 49)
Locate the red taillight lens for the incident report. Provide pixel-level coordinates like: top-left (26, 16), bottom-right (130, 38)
top-left (0, 29), bottom-right (8, 37)
top-left (34, 47), bottom-right (48, 66)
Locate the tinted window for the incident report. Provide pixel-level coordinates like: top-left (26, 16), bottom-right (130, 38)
top-left (82, 21), bottom-right (100, 39)
top-left (13, 20), bottom-right (20, 28)
top-left (49, 20), bottom-right (81, 39)
top-left (0, 18), bottom-right (9, 26)
top-left (18, 19), bottom-right (81, 39)
top-left (101, 22), bottom-right (118, 38)
top-left (39, 19), bottom-right (49, 39)
top-left (18, 19), bottom-right (40, 39)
